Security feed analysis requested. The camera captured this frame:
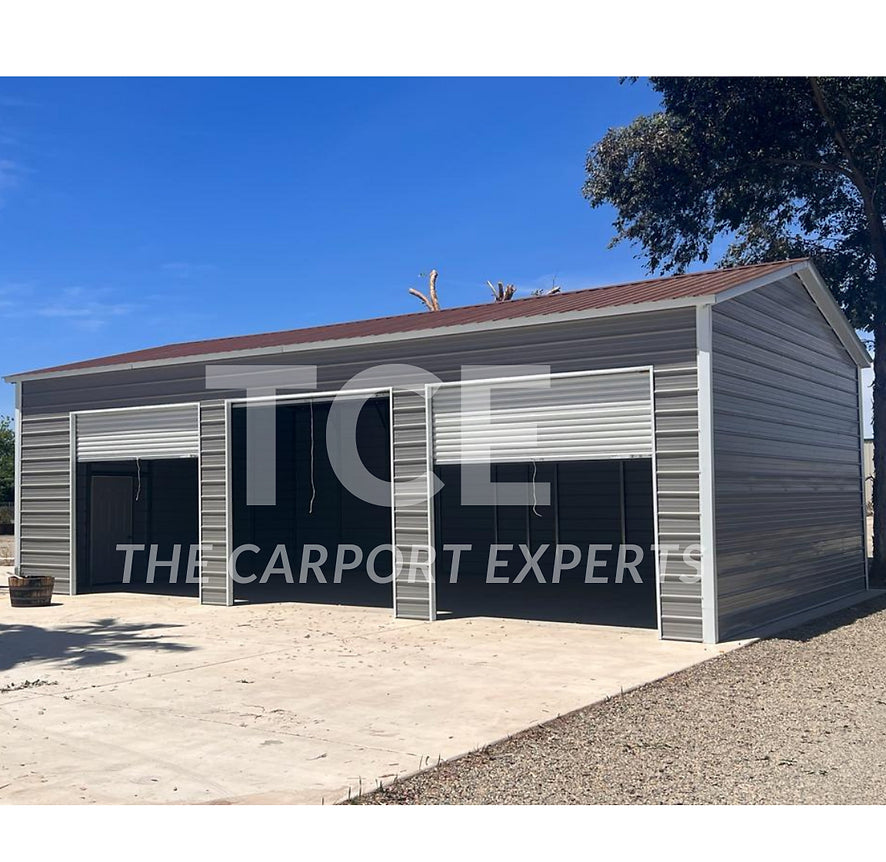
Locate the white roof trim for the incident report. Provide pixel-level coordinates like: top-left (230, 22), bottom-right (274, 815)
top-left (5, 260), bottom-right (869, 383)
top-left (795, 263), bottom-right (872, 368)
top-left (709, 259), bottom-right (870, 368)
top-left (707, 260), bottom-right (810, 303)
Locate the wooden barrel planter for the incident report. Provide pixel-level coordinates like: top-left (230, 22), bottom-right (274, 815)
top-left (8, 575), bottom-right (55, 608)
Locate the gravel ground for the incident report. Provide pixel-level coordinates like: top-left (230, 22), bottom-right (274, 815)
top-left (355, 594), bottom-right (886, 804)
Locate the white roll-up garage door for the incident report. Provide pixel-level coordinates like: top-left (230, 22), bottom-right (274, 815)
top-left (74, 404), bottom-right (200, 462)
top-left (431, 369), bottom-right (653, 464)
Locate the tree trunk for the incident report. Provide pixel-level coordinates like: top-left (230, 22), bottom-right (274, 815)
top-left (872, 322), bottom-right (886, 583)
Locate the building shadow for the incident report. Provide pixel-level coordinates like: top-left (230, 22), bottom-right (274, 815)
top-left (435, 577), bottom-right (658, 628)
top-left (763, 591), bottom-right (886, 644)
top-left (0, 618), bottom-right (196, 672)
top-left (235, 572), bottom-right (392, 608)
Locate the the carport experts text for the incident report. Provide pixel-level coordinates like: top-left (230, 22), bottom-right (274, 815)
top-left (114, 542), bottom-right (702, 585)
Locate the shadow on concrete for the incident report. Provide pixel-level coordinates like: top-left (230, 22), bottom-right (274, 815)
top-left (0, 618), bottom-right (196, 671)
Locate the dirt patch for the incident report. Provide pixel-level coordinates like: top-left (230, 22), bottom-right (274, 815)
top-left (1, 678), bottom-right (57, 695)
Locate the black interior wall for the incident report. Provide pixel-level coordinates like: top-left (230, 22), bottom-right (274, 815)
top-left (231, 398), bottom-right (393, 605)
top-left (76, 458), bottom-right (199, 595)
top-left (434, 459), bottom-right (657, 627)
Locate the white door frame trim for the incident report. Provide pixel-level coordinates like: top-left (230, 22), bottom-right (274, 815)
top-left (425, 365), bottom-right (661, 635)
top-left (223, 387), bottom-right (396, 612)
top-left (68, 400), bottom-right (202, 599)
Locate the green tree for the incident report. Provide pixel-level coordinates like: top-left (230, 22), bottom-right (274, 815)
top-left (583, 77), bottom-right (886, 578)
top-left (0, 415), bottom-right (14, 505)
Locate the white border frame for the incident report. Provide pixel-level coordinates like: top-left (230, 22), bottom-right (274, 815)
top-left (68, 401), bottom-right (202, 599)
top-left (224, 386), bottom-right (396, 613)
top-left (425, 365), bottom-right (661, 635)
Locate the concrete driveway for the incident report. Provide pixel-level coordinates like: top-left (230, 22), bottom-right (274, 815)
top-left (0, 576), bottom-right (743, 804)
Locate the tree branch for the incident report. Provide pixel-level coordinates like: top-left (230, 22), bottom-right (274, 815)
top-left (408, 288), bottom-right (433, 311)
top-left (763, 157), bottom-right (854, 181)
top-left (428, 269), bottom-right (439, 310)
top-left (409, 270), bottom-right (442, 311)
top-left (809, 77), bottom-right (886, 291)
top-left (809, 78), bottom-right (872, 193)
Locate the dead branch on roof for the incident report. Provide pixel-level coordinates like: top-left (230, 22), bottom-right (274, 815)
top-left (488, 281), bottom-right (517, 302)
top-left (409, 269), bottom-right (441, 311)
top-left (530, 285), bottom-right (562, 297)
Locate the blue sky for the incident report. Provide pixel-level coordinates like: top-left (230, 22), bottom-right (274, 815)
top-left (0, 78), bottom-right (873, 430)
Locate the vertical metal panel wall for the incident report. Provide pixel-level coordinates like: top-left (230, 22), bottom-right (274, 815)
top-left (711, 275), bottom-right (866, 640)
top-left (391, 389), bottom-right (433, 619)
top-left (19, 307), bottom-right (703, 638)
top-left (653, 360), bottom-right (703, 640)
top-left (18, 413), bottom-right (72, 594)
top-left (199, 401), bottom-right (230, 605)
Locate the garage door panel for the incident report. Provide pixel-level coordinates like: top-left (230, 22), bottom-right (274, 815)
top-left (431, 370), bottom-right (653, 464)
top-left (75, 405), bottom-right (200, 462)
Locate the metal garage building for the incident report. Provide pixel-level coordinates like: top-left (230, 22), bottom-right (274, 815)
top-left (6, 258), bottom-right (871, 643)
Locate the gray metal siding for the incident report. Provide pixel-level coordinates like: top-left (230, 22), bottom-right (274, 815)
top-left (20, 307), bottom-right (701, 638)
top-left (21, 310), bottom-right (699, 411)
top-left (392, 389), bottom-right (433, 619)
top-left (654, 361), bottom-right (703, 641)
top-left (199, 401), bottom-right (229, 605)
top-left (18, 413), bottom-right (71, 594)
top-left (712, 275), bottom-right (866, 640)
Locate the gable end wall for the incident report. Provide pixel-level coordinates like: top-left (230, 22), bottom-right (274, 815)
top-left (711, 275), bottom-right (866, 639)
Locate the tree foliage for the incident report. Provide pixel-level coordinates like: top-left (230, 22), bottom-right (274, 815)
top-left (583, 77), bottom-right (886, 330)
top-left (584, 77), bottom-right (886, 574)
top-left (0, 415), bottom-right (14, 504)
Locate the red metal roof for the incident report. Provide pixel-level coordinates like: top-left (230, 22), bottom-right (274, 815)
top-left (14, 259), bottom-right (805, 378)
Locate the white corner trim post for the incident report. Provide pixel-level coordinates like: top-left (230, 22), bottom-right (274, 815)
top-left (424, 385), bottom-right (437, 621)
top-left (696, 304), bottom-right (719, 643)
